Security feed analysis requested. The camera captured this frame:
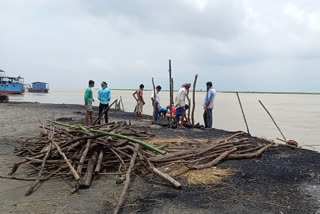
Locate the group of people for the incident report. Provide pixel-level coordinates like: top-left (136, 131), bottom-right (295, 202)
top-left (84, 80), bottom-right (216, 129)
top-left (131, 81), bottom-right (216, 128)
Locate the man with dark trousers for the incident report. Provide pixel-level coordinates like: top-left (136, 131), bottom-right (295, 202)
top-left (203, 81), bottom-right (216, 128)
top-left (98, 81), bottom-right (111, 123)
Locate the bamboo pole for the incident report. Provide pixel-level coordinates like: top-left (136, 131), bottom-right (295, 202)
top-left (169, 60), bottom-right (173, 128)
top-left (236, 92), bottom-right (250, 134)
top-left (152, 77), bottom-right (156, 124)
top-left (49, 120), bottom-right (165, 155)
top-left (191, 74), bottom-right (198, 127)
top-left (258, 100), bottom-right (287, 141)
top-left (186, 90), bottom-right (191, 123)
top-left (170, 78), bottom-right (174, 127)
top-left (120, 96), bottom-right (124, 111)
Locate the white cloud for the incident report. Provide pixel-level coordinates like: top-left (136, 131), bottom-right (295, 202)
top-left (0, 0), bottom-right (320, 92)
top-left (285, 3), bottom-right (305, 24)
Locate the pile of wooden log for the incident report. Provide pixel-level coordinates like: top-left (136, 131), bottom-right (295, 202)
top-left (0, 94), bottom-right (8, 103)
top-left (150, 132), bottom-right (275, 171)
top-left (4, 121), bottom-right (288, 213)
top-left (6, 121), bottom-right (181, 214)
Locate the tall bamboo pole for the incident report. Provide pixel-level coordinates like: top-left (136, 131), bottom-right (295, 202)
top-left (186, 90), bottom-right (191, 123)
top-left (236, 92), bottom-right (250, 134)
top-left (169, 60), bottom-right (173, 128)
top-left (152, 77), bottom-right (156, 124)
top-left (191, 74), bottom-right (198, 127)
top-left (120, 96), bottom-right (124, 111)
top-left (258, 100), bottom-right (287, 141)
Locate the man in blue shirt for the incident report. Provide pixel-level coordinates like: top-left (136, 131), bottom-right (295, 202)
top-left (98, 81), bottom-right (111, 123)
top-left (203, 81), bottom-right (216, 128)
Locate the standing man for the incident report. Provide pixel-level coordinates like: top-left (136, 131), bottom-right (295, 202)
top-left (174, 83), bottom-right (191, 128)
top-left (151, 85), bottom-right (161, 122)
top-left (98, 81), bottom-right (111, 124)
top-left (84, 80), bottom-right (95, 126)
top-left (132, 84), bottom-right (145, 120)
top-left (203, 81), bottom-right (216, 128)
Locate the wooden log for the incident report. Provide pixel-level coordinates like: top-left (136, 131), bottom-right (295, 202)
top-left (228, 143), bottom-right (274, 159)
top-left (224, 132), bottom-right (245, 142)
top-left (237, 145), bottom-right (264, 154)
top-left (25, 143), bottom-right (52, 196)
top-left (112, 139), bottom-right (128, 147)
top-left (50, 120), bottom-right (166, 155)
top-left (80, 151), bottom-right (98, 188)
top-left (113, 144), bottom-right (140, 214)
top-left (77, 139), bottom-right (91, 175)
top-left (191, 74), bottom-right (198, 127)
top-left (29, 135), bottom-right (103, 157)
top-left (192, 147), bottom-right (237, 170)
top-left (151, 167), bottom-right (182, 188)
top-left (2, 166), bottom-right (67, 181)
top-left (94, 150), bottom-right (104, 174)
top-left (150, 138), bottom-right (249, 163)
top-left (52, 141), bottom-right (80, 181)
top-left (9, 159), bottom-right (32, 175)
top-left (110, 147), bottom-right (129, 163)
top-left (0, 175), bottom-right (39, 181)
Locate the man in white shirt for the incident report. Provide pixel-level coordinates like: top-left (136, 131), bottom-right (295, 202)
top-left (203, 81), bottom-right (216, 128)
top-left (174, 83), bottom-right (191, 128)
top-left (151, 85), bottom-right (161, 121)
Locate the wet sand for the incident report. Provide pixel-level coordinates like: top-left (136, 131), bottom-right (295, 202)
top-left (0, 102), bottom-right (319, 214)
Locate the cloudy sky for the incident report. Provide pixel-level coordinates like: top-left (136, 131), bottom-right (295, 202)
top-left (1, 0), bottom-right (320, 92)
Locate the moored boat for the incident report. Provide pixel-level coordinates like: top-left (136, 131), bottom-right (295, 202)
top-left (0, 70), bottom-right (25, 94)
top-left (28, 82), bottom-right (49, 93)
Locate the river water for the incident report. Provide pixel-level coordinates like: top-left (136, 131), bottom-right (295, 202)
top-left (7, 89), bottom-right (320, 151)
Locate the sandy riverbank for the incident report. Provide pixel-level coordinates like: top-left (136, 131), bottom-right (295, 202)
top-left (0, 102), bottom-right (319, 213)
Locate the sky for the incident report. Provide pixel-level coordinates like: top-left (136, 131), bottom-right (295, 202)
top-left (1, 0), bottom-right (320, 92)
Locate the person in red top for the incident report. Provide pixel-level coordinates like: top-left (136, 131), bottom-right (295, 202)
top-left (166, 105), bottom-right (176, 115)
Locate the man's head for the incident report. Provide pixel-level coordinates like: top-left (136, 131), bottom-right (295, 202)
top-left (206, 82), bottom-right (213, 90)
top-left (183, 83), bottom-right (191, 90)
top-left (89, 80), bottom-right (95, 87)
top-left (156, 85), bottom-right (161, 92)
top-left (139, 84), bottom-right (144, 90)
top-left (101, 81), bottom-right (107, 88)
top-left (184, 104), bottom-right (189, 110)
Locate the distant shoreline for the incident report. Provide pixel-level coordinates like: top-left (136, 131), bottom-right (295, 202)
top-left (49, 88), bottom-right (320, 95)
top-left (106, 89), bottom-right (320, 95)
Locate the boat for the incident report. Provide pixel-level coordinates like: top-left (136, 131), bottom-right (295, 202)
top-left (28, 82), bottom-right (49, 93)
top-left (0, 70), bottom-right (25, 94)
